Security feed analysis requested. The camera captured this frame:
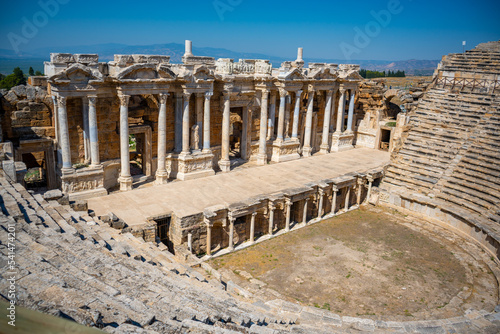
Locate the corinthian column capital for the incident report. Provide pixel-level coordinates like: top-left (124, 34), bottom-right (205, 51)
top-left (118, 93), bottom-right (130, 107)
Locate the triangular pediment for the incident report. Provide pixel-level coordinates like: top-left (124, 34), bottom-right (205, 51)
top-left (193, 66), bottom-right (215, 81)
top-left (280, 68), bottom-right (305, 81)
top-left (50, 63), bottom-right (103, 82)
top-left (311, 68), bottom-right (338, 80)
top-left (117, 63), bottom-right (158, 80)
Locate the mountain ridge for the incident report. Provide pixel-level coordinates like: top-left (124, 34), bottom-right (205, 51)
top-left (0, 43), bottom-right (439, 75)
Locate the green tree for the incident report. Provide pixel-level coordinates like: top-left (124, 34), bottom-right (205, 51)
top-left (0, 67), bottom-right (27, 90)
top-left (29, 66), bottom-right (35, 76)
top-left (34, 70), bottom-right (43, 76)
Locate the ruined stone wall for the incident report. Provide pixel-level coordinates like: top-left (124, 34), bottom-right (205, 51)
top-left (96, 97), bottom-right (120, 162)
top-left (0, 85), bottom-right (55, 142)
top-left (66, 97), bottom-right (85, 164)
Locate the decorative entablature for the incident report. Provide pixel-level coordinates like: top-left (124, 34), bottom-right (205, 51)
top-left (338, 64), bottom-right (363, 85)
top-left (178, 65), bottom-right (216, 93)
top-left (47, 63), bottom-right (105, 96)
top-left (215, 58), bottom-right (273, 78)
top-left (276, 67), bottom-right (306, 92)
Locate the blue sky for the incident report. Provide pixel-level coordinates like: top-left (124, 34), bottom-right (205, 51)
top-left (0, 0), bottom-right (499, 60)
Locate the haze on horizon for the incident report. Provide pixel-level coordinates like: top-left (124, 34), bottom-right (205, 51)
top-left (0, 0), bottom-right (499, 61)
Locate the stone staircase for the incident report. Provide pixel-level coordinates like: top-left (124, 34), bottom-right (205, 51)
top-left (381, 41), bottom-right (500, 259)
top-left (0, 177), bottom-right (298, 332)
top-left (383, 89), bottom-right (491, 193)
top-left (2, 177), bottom-right (500, 332)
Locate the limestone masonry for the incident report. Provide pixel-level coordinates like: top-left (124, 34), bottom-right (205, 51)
top-left (1, 41), bottom-right (500, 333)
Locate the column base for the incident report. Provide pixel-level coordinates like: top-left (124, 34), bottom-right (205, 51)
top-left (319, 144), bottom-right (330, 154)
top-left (154, 170), bottom-right (169, 185)
top-left (60, 166), bottom-right (107, 199)
top-left (218, 159), bottom-right (231, 173)
top-left (256, 153), bottom-right (267, 165)
top-left (169, 152), bottom-right (215, 181)
top-left (271, 140), bottom-right (301, 162)
top-left (330, 132), bottom-right (355, 152)
top-left (118, 175), bottom-right (133, 191)
top-left (302, 146), bottom-right (313, 158)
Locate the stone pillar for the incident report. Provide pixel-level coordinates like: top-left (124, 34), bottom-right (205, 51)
top-left (205, 218), bottom-right (212, 256)
top-left (203, 91), bottom-right (213, 152)
top-left (228, 215), bottom-right (235, 251)
top-left (174, 93), bottom-right (183, 153)
top-left (292, 90), bottom-right (302, 140)
top-left (195, 93), bottom-right (203, 151)
top-left (276, 88), bottom-right (287, 141)
top-left (331, 186), bottom-right (338, 215)
top-left (51, 96), bottom-right (59, 146)
top-left (346, 90), bottom-right (356, 133)
top-left (82, 98), bottom-right (91, 164)
top-left (249, 211), bottom-right (257, 244)
top-left (184, 40), bottom-right (193, 57)
top-left (302, 198), bottom-right (309, 224)
top-left (344, 186), bottom-right (351, 212)
top-left (335, 89), bottom-right (346, 133)
top-left (356, 177), bottom-right (363, 206)
top-left (268, 203), bottom-right (275, 235)
top-left (88, 95), bottom-right (100, 167)
top-left (285, 198), bottom-right (292, 232)
top-left (57, 96), bottom-right (72, 171)
top-left (181, 92), bottom-right (191, 154)
top-left (318, 188), bottom-right (324, 218)
top-left (257, 89), bottom-right (269, 165)
top-left (365, 175), bottom-right (374, 204)
top-left (155, 93), bottom-right (169, 184)
top-left (302, 88), bottom-right (315, 157)
top-left (118, 94), bottom-right (132, 191)
top-left (219, 92), bottom-right (231, 172)
top-left (320, 90), bottom-right (333, 154)
top-left (267, 91), bottom-right (277, 140)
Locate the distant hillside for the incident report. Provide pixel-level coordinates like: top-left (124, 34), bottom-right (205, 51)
top-left (0, 43), bottom-right (439, 76)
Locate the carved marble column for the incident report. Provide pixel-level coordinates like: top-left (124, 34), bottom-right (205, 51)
top-left (335, 89), bottom-right (346, 133)
top-left (82, 97), bottom-right (91, 164)
top-left (276, 88), bottom-right (287, 141)
top-left (302, 198), bottom-right (309, 224)
top-left (249, 211), bottom-right (257, 244)
top-left (267, 91), bottom-right (276, 140)
top-left (268, 203), bottom-right (275, 235)
top-left (219, 92), bottom-right (231, 172)
top-left (118, 94), bottom-right (132, 191)
top-left (331, 186), bottom-right (338, 215)
top-left (205, 218), bottom-right (213, 256)
top-left (228, 215), bottom-right (235, 251)
top-left (291, 90), bottom-right (302, 140)
top-left (285, 198), bottom-right (292, 232)
top-left (344, 186), bottom-right (351, 212)
top-left (155, 93), bottom-right (169, 184)
top-left (320, 90), bottom-right (334, 154)
top-left (174, 93), bottom-right (183, 153)
top-left (88, 95), bottom-right (100, 167)
top-left (203, 91), bottom-right (213, 152)
top-left (302, 88), bottom-right (315, 157)
top-left (57, 96), bottom-right (72, 171)
top-left (51, 96), bottom-right (59, 147)
top-left (181, 92), bottom-right (191, 154)
top-left (317, 188), bottom-right (325, 218)
top-left (365, 175), bottom-right (374, 204)
top-left (195, 93), bottom-right (203, 150)
top-left (356, 177), bottom-right (363, 206)
top-left (257, 89), bottom-right (269, 165)
top-left (346, 90), bottom-right (356, 133)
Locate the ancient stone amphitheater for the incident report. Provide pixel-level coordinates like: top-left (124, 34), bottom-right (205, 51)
top-left (1, 41), bottom-right (499, 333)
